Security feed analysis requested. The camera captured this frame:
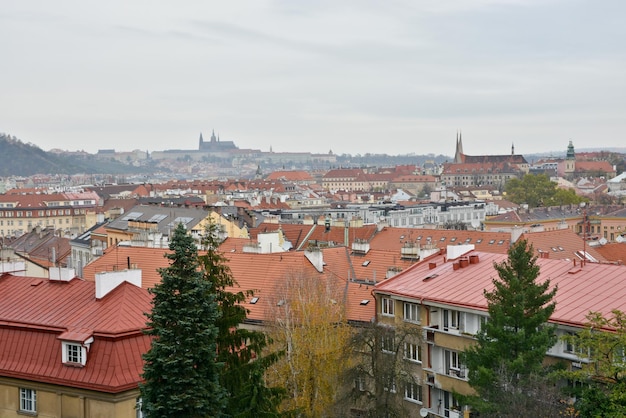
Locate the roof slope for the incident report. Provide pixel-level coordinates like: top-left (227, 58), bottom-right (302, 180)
top-left (375, 249), bottom-right (626, 330)
top-left (0, 274), bottom-right (152, 392)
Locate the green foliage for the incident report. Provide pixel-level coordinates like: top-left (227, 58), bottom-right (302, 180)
top-left (141, 223), bottom-right (226, 418)
top-left (199, 222), bottom-right (285, 417)
top-left (559, 310), bottom-right (626, 417)
top-left (505, 174), bottom-right (587, 207)
top-left (0, 133), bottom-right (146, 176)
top-left (463, 239), bottom-right (558, 414)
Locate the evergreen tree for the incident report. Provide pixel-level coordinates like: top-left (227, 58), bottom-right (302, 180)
top-left (463, 239), bottom-right (558, 415)
top-left (199, 222), bottom-right (285, 417)
top-left (141, 223), bottom-right (226, 418)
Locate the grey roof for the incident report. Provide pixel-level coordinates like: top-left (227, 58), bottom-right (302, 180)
top-left (106, 204), bottom-right (210, 235)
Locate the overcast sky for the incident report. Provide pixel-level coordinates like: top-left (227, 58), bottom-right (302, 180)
top-left (1, 0), bottom-right (625, 157)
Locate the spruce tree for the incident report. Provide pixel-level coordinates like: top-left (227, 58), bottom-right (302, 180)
top-left (463, 239), bottom-right (558, 415)
top-left (141, 223), bottom-right (226, 418)
top-left (199, 222), bottom-right (285, 417)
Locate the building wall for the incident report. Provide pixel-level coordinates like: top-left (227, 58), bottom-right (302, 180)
top-left (0, 377), bottom-right (139, 418)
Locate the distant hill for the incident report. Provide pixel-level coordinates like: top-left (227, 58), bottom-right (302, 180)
top-left (0, 133), bottom-right (145, 176)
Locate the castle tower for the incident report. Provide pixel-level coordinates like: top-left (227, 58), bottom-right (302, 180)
top-left (198, 132), bottom-right (204, 149)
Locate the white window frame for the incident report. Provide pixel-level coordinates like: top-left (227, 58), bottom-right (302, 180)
top-left (403, 302), bottom-right (420, 323)
top-left (404, 342), bottom-right (422, 363)
top-left (383, 374), bottom-right (397, 393)
top-left (381, 297), bottom-right (395, 317)
top-left (381, 331), bottom-right (395, 354)
top-left (20, 388), bottom-right (37, 413)
top-left (404, 381), bottom-right (422, 404)
top-left (136, 397), bottom-right (144, 418)
top-left (62, 341), bottom-right (87, 366)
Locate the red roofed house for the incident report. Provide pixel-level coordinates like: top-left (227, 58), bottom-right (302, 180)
top-left (0, 267), bottom-right (151, 417)
top-left (369, 244), bottom-right (626, 417)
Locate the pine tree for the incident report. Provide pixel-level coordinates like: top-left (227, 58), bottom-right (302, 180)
top-left (463, 239), bottom-right (558, 415)
top-left (141, 223), bottom-right (226, 418)
top-left (199, 222), bottom-right (285, 417)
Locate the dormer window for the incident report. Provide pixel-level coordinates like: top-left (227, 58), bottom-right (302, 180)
top-left (59, 331), bottom-right (93, 367)
top-left (62, 341), bottom-right (87, 366)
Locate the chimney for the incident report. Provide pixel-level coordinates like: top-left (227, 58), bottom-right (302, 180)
top-left (95, 269), bottom-right (142, 299)
top-left (428, 262), bottom-right (437, 270)
top-left (304, 248), bottom-right (324, 273)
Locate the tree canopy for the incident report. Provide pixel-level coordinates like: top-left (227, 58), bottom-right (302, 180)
top-left (141, 223), bottom-right (226, 417)
top-left (198, 222), bottom-right (285, 417)
top-left (505, 173), bottom-right (587, 207)
top-left (560, 310), bottom-right (626, 417)
top-left (463, 239), bottom-right (559, 416)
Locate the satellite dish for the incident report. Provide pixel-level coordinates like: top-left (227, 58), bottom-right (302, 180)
top-left (599, 237), bottom-right (608, 246)
top-left (616, 235), bottom-right (624, 243)
top-left (419, 408), bottom-right (429, 417)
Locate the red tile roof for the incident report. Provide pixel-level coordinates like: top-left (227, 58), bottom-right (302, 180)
top-left (368, 227), bottom-right (512, 254)
top-left (0, 274), bottom-right (152, 393)
top-left (520, 229), bottom-right (606, 262)
top-left (375, 249), bottom-right (626, 330)
top-left (594, 243), bottom-right (626, 264)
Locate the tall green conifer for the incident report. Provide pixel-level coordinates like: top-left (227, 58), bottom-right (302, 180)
top-left (463, 239), bottom-right (558, 415)
top-left (141, 223), bottom-right (226, 418)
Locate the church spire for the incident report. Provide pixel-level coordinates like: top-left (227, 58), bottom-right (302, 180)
top-left (454, 130), bottom-right (464, 163)
top-left (511, 142), bottom-right (515, 155)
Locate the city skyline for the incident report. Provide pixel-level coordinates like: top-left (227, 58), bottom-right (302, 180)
top-left (2, 1), bottom-right (625, 156)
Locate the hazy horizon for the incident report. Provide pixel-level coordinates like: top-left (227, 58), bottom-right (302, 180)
top-left (2, 1), bottom-right (625, 156)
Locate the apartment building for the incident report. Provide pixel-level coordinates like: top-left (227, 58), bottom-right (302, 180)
top-left (0, 191), bottom-right (99, 238)
top-left (372, 245), bottom-right (626, 418)
top-left (0, 268), bottom-right (151, 418)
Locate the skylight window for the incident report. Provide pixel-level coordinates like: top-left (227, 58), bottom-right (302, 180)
top-left (465, 238), bottom-right (471, 243)
top-left (277, 299), bottom-right (286, 307)
top-left (498, 240), bottom-right (504, 245)
top-left (440, 237), bottom-right (446, 241)
top-left (476, 239), bottom-right (483, 244)
top-left (360, 299), bottom-right (370, 305)
top-left (169, 217), bottom-right (194, 226)
top-left (147, 214), bottom-right (167, 223)
top-left (551, 247), bottom-right (558, 252)
top-left (250, 297), bottom-right (259, 304)
top-left (122, 211), bottom-right (143, 221)
top-left (450, 237), bottom-right (457, 242)
top-left (362, 260), bottom-right (371, 267)
top-left (423, 273), bottom-right (439, 282)
top-left (558, 246), bottom-right (565, 251)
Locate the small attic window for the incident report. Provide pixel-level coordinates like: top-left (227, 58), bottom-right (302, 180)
top-left (489, 240), bottom-right (495, 244)
top-left (558, 246), bottom-right (565, 251)
top-left (440, 237), bottom-right (446, 241)
top-left (498, 240), bottom-right (505, 245)
top-left (362, 260), bottom-right (371, 267)
top-left (360, 299), bottom-right (370, 305)
top-left (399, 235), bottom-right (405, 239)
top-left (62, 341), bottom-right (90, 367)
top-left (465, 238), bottom-right (471, 243)
top-left (551, 247), bottom-right (558, 252)
top-left (417, 236), bottom-right (422, 240)
top-left (250, 297), bottom-right (259, 304)
top-left (450, 237), bottom-right (457, 242)
top-left (476, 239), bottom-right (483, 244)
top-left (277, 299), bottom-right (286, 307)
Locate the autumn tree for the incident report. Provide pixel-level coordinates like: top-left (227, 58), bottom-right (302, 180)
top-left (266, 266), bottom-right (352, 417)
top-left (141, 223), bottom-right (226, 417)
top-left (198, 222), bottom-right (285, 417)
top-left (462, 239), bottom-right (559, 416)
top-left (336, 322), bottom-right (424, 418)
top-left (560, 310), bottom-right (626, 417)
